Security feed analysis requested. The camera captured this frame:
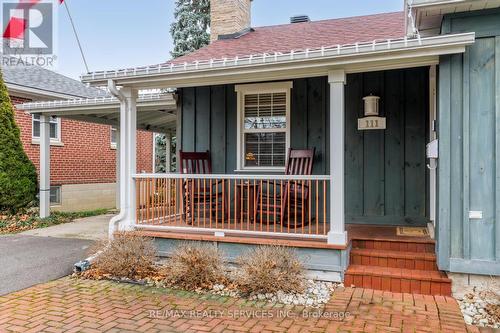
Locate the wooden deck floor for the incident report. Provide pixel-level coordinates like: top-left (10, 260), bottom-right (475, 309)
top-left (347, 224), bottom-right (434, 243)
top-left (136, 223), bottom-right (433, 250)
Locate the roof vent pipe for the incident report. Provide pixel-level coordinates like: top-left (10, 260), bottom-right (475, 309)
top-left (290, 15), bottom-right (310, 23)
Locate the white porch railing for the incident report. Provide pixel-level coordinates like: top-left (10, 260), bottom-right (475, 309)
top-left (133, 174), bottom-right (330, 240)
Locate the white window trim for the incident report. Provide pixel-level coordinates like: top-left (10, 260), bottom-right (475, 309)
top-left (235, 81), bottom-right (292, 172)
top-left (49, 185), bottom-right (62, 207)
top-left (31, 115), bottom-right (63, 145)
top-left (110, 127), bottom-right (117, 149)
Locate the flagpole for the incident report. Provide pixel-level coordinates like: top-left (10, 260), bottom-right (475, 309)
top-left (62, 0), bottom-right (90, 73)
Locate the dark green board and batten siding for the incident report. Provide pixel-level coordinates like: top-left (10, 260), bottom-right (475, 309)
top-left (179, 79), bottom-right (330, 175)
top-left (178, 69), bottom-right (429, 226)
top-left (438, 9), bottom-right (500, 275)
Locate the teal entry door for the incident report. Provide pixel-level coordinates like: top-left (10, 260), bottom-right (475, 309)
top-left (344, 68), bottom-right (429, 226)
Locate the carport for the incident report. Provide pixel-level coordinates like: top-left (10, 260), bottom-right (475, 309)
top-left (16, 91), bottom-right (177, 218)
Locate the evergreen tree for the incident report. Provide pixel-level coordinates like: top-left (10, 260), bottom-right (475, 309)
top-left (170, 0), bottom-right (210, 58)
top-left (154, 134), bottom-right (177, 173)
top-left (0, 69), bottom-right (38, 213)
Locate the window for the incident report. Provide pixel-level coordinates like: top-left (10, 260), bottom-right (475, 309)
top-left (110, 127), bottom-right (117, 148)
top-left (50, 186), bottom-right (61, 206)
top-left (32, 115), bottom-right (60, 142)
top-left (236, 82), bottom-right (292, 170)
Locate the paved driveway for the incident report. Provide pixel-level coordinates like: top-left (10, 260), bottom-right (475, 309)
top-left (0, 235), bottom-right (92, 295)
top-left (0, 214), bottom-right (111, 295)
top-left (20, 213), bottom-right (113, 240)
top-left (0, 277), bottom-right (477, 333)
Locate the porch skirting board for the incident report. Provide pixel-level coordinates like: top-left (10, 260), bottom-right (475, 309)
top-left (448, 258), bottom-right (500, 276)
top-left (150, 236), bottom-right (348, 282)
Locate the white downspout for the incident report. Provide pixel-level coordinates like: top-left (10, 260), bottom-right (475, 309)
top-left (74, 81), bottom-right (126, 270)
top-left (108, 79), bottom-right (127, 239)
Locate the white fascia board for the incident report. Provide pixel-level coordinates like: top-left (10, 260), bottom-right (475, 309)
top-left (411, 0), bottom-right (500, 35)
top-left (411, 0), bottom-right (467, 7)
top-left (6, 83), bottom-right (84, 100)
top-left (80, 32), bottom-right (475, 89)
top-left (20, 102), bottom-right (167, 116)
top-left (410, 0), bottom-right (500, 8)
top-left (88, 45), bottom-right (463, 89)
top-left (17, 94), bottom-right (176, 115)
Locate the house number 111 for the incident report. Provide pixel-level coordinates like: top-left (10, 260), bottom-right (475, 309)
top-left (357, 116), bottom-right (386, 130)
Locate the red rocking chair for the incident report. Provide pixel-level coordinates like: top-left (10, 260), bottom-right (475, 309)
top-left (256, 148), bottom-right (315, 227)
top-left (179, 150), bottom-right (227, 224)
top-left (280, 148), bottom-right (315, 228)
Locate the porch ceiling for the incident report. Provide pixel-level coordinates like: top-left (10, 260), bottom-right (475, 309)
top-left (17, 93), bottom-right (177, 134)
top-left (80, 32), bottom-right (475, 90)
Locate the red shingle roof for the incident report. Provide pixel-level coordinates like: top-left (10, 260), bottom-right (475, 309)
top-left (171, 11), bottom-right (405, 64)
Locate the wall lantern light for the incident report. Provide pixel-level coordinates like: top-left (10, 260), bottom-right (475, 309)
top-left (358, 94), bottom-right (386, 130)
top-left (363, 95), bottom-right (380, 116)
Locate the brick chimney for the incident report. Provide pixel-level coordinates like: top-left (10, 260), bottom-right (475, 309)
top-left (210, 0), bottom-right (252, 42)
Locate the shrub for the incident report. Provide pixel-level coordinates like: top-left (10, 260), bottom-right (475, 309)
top-left (164, 242), bottom-right (225, 290)
top-left (0, 69), bottom-right (37, 213)
top-left (236, 246), bottom-right (305, 294)
top-left (91, 232), bottom-right (157, 279)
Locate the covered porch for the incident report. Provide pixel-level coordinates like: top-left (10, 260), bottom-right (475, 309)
top-left (18, 32), bottom-right (475, 282)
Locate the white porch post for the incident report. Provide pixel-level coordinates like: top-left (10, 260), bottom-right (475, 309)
top-left (122, 87), bottom-right (138, 230)
top-left (328, 70), bottom-right (348, 245)
top-left (39, 115), bottom-right (51, 218)
top-left (115, 127), bottom-right (120, 209)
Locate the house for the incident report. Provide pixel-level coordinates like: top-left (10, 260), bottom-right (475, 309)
top-left (17, 0), bottom-right (500, 295)
top-left (3, 62), bottom-right (158, 211)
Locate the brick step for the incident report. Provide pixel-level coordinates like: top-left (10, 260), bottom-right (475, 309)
top-left (344, 265), bottom-right (451, 296)
top-left (352, 238), bottom-right (435, 253)
top-left (350, 248), bottom-right (438, 271)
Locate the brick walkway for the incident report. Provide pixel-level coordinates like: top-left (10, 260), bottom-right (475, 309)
top-left (0, 277), bottom-right (479, 333)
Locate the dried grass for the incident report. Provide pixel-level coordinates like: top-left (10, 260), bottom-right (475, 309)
top-left (89, 232), bottom-right (158, 280)
top-left (236, 246), bottom-right (305, 294)
top-left (163, 242), bottom-right (226, 290)
top-left (482, 279), bottom-right (500, 324)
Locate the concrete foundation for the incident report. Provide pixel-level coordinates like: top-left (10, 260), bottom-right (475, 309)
top-left (449, 272), bottom-right (500, 299)
top-left (53, 183), bottom-right (116, 212)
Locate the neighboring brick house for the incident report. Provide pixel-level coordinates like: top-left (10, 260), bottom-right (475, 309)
top-left (3, 63), bottom-right (154, 211)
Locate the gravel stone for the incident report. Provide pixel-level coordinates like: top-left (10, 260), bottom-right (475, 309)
top-left (204, 279), bottom-right (341, 308)
top-left (458, 287), bottom-right (499, 329)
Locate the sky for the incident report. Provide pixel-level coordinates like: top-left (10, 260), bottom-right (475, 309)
top-left (56, 0), bottom-right (403, 79)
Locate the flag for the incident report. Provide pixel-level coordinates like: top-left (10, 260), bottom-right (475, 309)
top-left (3, 17), bottom-right (26, 39)
top-left (3, 0), bottom-right (63, 39)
